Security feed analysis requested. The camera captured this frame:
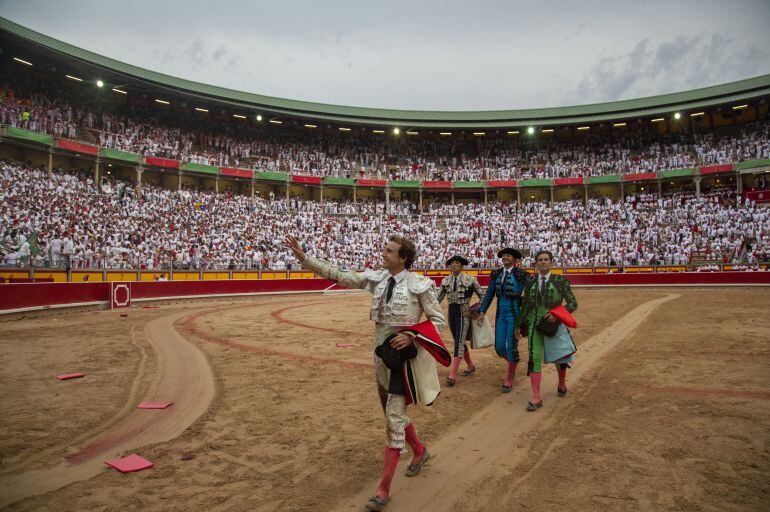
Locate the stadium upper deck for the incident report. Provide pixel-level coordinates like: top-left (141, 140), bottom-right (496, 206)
top-left (2, 16), bottom-right (769, 129)
top-left (0, 15), bottom-right (769, 207)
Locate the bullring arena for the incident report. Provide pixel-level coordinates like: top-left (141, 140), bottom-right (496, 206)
top-left (0, 286), bottom-right (769, 511)
top-left (1, 11), bottom-right (770, 512)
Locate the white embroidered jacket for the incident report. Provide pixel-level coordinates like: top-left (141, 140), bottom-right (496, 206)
top-left (436, 272), bottom-right (484, 315)
top-left (302, 255), bottom-right (448, 405)
top-left (303, 256), bottom-right (446, 329)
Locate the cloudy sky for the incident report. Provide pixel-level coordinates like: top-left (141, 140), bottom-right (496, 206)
top-left (2, 0), bottom-right (769, 110)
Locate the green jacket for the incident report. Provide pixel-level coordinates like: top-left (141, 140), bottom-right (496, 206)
top-left (520, 273), bottom-right (578, 327)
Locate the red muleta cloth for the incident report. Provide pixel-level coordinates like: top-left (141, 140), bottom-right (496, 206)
top-left (549, 305), bottom-right (577, 328)
top-left (399, 320), bottom-right (451, 367)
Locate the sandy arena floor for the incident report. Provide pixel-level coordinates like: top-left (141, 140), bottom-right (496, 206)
top-left (0, 288), bottom-right (768, 511)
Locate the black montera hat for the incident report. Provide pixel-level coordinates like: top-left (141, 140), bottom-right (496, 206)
top-left (375, 333), bottom-right (418, 370)
top-left (446, 255), bottom-right (469, 266)
top-left (497, 247), bottom-right (523, 259)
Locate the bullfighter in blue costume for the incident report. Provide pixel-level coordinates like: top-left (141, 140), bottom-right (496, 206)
top-left (477, 248), bottom-right (531, 392)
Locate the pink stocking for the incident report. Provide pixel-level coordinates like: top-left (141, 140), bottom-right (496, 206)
top-left (557, 366), bottom-right (567, 391)
top-left (449, 356), bottom-right (462, 380)
top-left (529, 372), bottom-right (542, 403)
top-left (376, 447), bottom-right (401, 499)
top-left (404, 422), bottom-right (425, 459)
top-left (463, 349), bottom-right (474, 369)
top-left (504, 361), bottom-right (517, 388)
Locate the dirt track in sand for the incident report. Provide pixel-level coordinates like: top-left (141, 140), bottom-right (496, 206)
top-left (331, 293), bottom-right (679, 511)
top-left (0, 309), bottom-right (215, 508)
top-left (1, 288), bottom-right (768, 511)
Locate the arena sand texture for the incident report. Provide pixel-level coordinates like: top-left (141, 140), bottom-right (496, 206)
top-left (0, 288), bottom-right (768, 511)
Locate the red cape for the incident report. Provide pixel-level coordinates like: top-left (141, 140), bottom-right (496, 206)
top-left (549, 305), bottom-right (577, 328)
top-left (400, 320), bottom-right (451, 367)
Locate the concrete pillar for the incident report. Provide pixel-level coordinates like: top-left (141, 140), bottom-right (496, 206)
top-left (135, 165), bottom-right (143, 189)
top-left (285, 185), bottom-right (290, 205)
top-left (419, 189), bottom-right (423, 213)
top-left (483, 188), bottom-right (488, 211)
top-left (353, 186), bottom-right (357, 204)
top-left (47, 147), bottom-right (53, 177)
top-left (385, 187), bottom-right (391, 215)
top-left (93, 158), bottom-right (100, 189)
top-left (451, 191), bottom-right (455, 205)
top-left (619, 181), bottom-right (625, 202)
top-left (736, 172), bottom-right (743, 194)
top-left (693, 176), bottom-right (702, 198)
top-left (516, 187), bottom-right (521, 206)
top-left (177, 171), bottom-right (182, 191)
top-left (215, 177), bottom-right (220, 194)
top-left (549, 186), bottom-right (554, 206)
top-left (320, 185), bottom-right (324, 205)
top-left (251, 179), bottom-right (255, 199)
top-left (583, 185), bottom-right (588, 205)
top-left (657, 180), bottom-right (662, 197)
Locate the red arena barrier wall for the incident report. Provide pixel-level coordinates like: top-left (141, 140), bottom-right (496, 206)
top-left (1, 272), bottom-right (769, 313)
top-left (0, 282), bottom-right (110, 311)
top-left (0, 279), bottom-right (342, 313)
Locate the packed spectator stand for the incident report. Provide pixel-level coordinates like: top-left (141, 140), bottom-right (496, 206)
top-left (2, 68), bottom-right (769, 183)
top-left (1, 160), bottom-right (767, 272)
top-left (1, 63), bottom-right (769, 274)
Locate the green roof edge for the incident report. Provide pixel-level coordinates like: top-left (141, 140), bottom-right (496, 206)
top-left (2, 16), bottom-right (769, 128)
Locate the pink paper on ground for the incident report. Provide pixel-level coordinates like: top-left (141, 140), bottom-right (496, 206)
top-left (336, 343), bottom-right (356, 348)
top-left (56, 373), bottom-right (84, 380)
top-left (137, 402), bottom-right (174, 409)
top-left (142, 306), bottom-right (160, 309)
top-left (104, 453), bottom-right (154, 473)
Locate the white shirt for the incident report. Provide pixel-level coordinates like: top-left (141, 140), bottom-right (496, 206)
top-left (389, 268), bottom-right (408, 285)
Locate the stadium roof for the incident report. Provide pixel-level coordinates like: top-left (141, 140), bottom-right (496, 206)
top-left (2, 16), bottom-right (769, 129)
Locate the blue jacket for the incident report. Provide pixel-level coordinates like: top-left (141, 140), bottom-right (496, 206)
top-left (479, 266), bottom-right (531, 317)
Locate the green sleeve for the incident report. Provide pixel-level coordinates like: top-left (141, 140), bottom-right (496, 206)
top-left (561, 277), bottom-right (578, 313)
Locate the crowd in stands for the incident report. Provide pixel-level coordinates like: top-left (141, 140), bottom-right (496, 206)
top-left (2, 68), bottom-right (770, 183)
top-left (1, 161), bottom-right (767, 271)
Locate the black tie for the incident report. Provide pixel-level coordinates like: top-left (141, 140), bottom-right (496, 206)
top-left (386, 277), bottom-right (396, 303)
top-left (452, 276), bottom-right (457, 292)
top-left (540, 276), bottom-right (547, 298)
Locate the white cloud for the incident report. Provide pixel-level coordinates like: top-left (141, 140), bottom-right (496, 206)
top-left (1, 0), bottom-right (769, 109)
top-left (564, 31), bottom-right (770, 106)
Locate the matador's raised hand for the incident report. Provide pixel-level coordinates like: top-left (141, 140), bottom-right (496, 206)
top-left (284, 236), bottom-right (306, 262)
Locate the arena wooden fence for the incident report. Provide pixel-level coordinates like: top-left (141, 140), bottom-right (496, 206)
top-left (1, 271), bottom-right (769, 314)
top-left (1, 264), bottom-right (767, 284)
